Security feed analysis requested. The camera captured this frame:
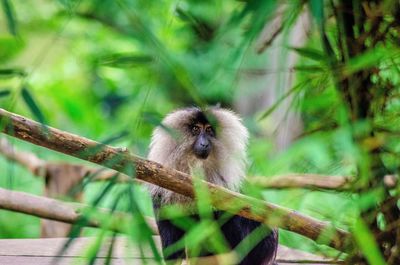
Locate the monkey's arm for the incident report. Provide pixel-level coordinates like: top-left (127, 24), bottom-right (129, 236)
top-left (153, 199), bottom-right (186, 262)
top-left (156, 218), bottom-right (186, 262)
top-left (218, 213), bottom-right (278, 265)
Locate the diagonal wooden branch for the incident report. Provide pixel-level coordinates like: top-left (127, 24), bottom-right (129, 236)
top-left (0, 187), bottom-right (158, 234)
top-left (0, 138), bottom-right (366, 190)
top-left (0, 108), bottom-right (351, 251)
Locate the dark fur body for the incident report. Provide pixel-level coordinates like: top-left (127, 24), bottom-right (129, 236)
top-left (154, 207), bottom-right (278, 265)
top-left (147, 108), bottom-right (278, 264)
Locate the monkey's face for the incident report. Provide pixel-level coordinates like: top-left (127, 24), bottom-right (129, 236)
top-left (189, 121), bottom-right (215, 160)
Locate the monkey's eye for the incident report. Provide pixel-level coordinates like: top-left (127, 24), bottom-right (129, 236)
top-left (191, 125), bottom-right (200, 135)
top-left (205, 126), bottom-right (214, 136)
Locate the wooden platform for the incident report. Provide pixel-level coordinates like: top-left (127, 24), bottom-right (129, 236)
top-left (0, 237), bottom-right (335, 265)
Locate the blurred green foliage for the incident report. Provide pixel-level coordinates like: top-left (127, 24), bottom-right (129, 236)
top-left (1, 0), bottom-right (400, 263)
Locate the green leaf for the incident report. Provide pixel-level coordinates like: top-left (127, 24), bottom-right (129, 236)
top-left (55, 217), bottom-right (87, 261)
top-left (57, 0), bottom-right (78, 11)
top-left (126, 186), bottom-right (163, 263)
top-left (175, 6), bottom-right (197, 24)
top-left (0, 68), bottom-right (26, 77)
top-left (72, 168), bottom-right (128, 200)
top-left (99, 53), bottom-right (154, 68)
top-left (143, 111), bottom-right (181, 140)
top-left (86, 230), bottom-right (105, 265)
top-left (342, 46), bottom-right (400, 76)
top-left (0, 37), bottom-right (24, 61)
top-left (90, 174), bottom-right (118, 207)
top-left (100, 130), bottom-right (128, 145)
top-left (1, 0), bottom-right (17, 36)
top-left (21, 87), bottom-right (46, 125)
top-left (258, 80), bottom-right (308, 121)
top-left (309, 0), bottom-right (324, 26)
top-left (116, 0), bottom-right (205, 106)
top-left (104, 233), bottom-right (117, 265)
top-left (174, 6), bottom-right (212, 40)
top-left (352, 217), bottom-right (386, 265)
top-left (308, 0), bottom-right (335, 60)
top-left (294, 65), bottom-right (325, 72)
top-left (289, 47), bottom-right (326, 61)
top-left (0, 89), bottom-right (10, 97)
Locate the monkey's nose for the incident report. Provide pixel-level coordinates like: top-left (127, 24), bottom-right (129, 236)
top-left (200, 142), bottom-right (209, 148)
top-left (194, 138), bottom-right (211, 159)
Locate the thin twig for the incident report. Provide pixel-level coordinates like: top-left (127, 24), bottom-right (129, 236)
top-left (256, 6), bottom-right (285, 54)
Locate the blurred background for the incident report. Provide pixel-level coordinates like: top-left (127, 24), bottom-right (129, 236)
top-left (1, 0), bottom-right (400, 263)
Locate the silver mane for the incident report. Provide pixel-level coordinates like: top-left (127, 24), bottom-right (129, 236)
top-left (147, 107), bottom-right (249, 204)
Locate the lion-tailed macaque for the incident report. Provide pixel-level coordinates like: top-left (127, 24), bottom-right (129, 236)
top-left (147, 107), bottom-right (278, 265)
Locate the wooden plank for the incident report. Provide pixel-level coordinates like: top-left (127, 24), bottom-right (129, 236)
top-left (0, 256), bottom-right (134, 265)
top-left (0, 237), bottom-right (336, 264)
top-left (0, 237), bottom-right (148, 258)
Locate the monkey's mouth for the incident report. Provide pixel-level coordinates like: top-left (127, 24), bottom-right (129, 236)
top-left (194, 149), bottom-right (210, 160)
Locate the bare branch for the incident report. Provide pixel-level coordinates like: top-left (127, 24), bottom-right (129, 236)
top-left (248, 174), bottom-right (352, 190)
top-left (255, 3), bottom-right (309, 54)
top-left (0, 137), bottom-right (46, 176)
top-left (0, 137), bottom-right (132, 182)
top-left (0, 187), bottom-right (158, 234)
top-left (255, 6), bottom-right (285, 54)
top-left (0, 108), bottom-right (351, 251)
